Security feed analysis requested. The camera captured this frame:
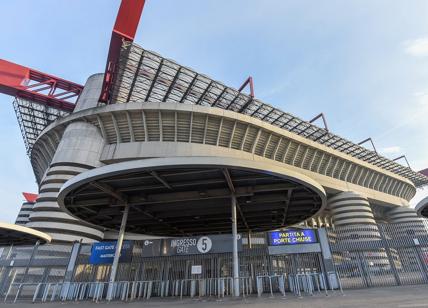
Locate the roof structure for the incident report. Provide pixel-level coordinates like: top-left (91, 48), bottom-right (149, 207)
top-left (59, 157), bottom-right (325, 236)
top-left (110, 41), bottom-right (428, 188)
top-left (0, 222), bottom-right (51, 245)
top-left (10, 40), bottom-right (428, 188)
top-left (13, 98), bottom-right (70, 155)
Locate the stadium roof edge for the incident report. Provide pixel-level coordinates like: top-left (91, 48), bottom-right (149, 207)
top-left (108, 41), bottom-right (428, 188)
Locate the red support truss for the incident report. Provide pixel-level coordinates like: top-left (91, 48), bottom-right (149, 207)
top-left (99, 0), bottom-right (146, 103)
top-left (0, 59), bottom-right (82, 112)
top-left (22, 192), bottom-right (38, 203)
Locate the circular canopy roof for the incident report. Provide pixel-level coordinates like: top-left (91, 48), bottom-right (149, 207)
top-left (416, 196), bottom-right (428, 218)
top-left (58, 157), bottom-right (326, 236)
top-left (0, 222), bottom-right (51, 245)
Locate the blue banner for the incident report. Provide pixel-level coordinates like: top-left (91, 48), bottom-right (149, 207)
top-left (268, 229), bottom-right (317, 246)
top-left (89, 241), bottom-right (134, 265)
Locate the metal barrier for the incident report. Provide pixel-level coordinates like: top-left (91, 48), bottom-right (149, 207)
top-left (4, 271), bottom-right (344, 303)
top-left (328, 222), bottom-right (428, 290)
top-left (25, 278), bottom-right (238, 302)
top-left (256, 274), bottom-right (287, 297)
top-left (255, 272), bottom-right (335, 298)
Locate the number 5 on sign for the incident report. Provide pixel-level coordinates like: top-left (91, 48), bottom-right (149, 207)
top-left (197, 236), bottom-right (212, 253)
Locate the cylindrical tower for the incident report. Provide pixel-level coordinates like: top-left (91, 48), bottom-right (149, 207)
top-left (328, 191), bottom-right (389, 266)
top-left (27, 74), bottom-right (106, 243)
top-left (328, 191), bottom-right (381, 241)
top-left (387, 207), bottom-right (427, 236)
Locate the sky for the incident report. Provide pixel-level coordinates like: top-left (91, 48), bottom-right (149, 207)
top-left (0, 1), bottom-right (428, 222)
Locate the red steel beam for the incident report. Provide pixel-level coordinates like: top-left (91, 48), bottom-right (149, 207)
top-left (22, 192), bottom-right (38, 203)
top-left (99, 0), bottom-right (146, 103)
top-left (0, 59), bottom-right (82, 112)
top-left (238, 76), bottom-right (255, 98)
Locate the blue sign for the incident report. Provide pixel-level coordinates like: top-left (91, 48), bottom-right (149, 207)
top-left (89, 241), bottom-right (134, 265)
top-left (268, 229), bottom-right (317, 246)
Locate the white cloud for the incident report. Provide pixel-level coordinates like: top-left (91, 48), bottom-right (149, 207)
top-left (403, 37), bottom-right (428, 57)
top-left (413, 91), bottom-right (428, 107)
top-left (379, 146), bottom-right (401, 155)
top-left (410, 187), bottom-right (428, 208)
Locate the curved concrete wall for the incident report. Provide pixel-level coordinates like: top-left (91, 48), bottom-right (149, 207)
top-left (31, 103), bottom-right (415, 208)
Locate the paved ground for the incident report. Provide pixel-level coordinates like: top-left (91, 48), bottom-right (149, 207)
top-left (1, 285), bottom-right (428, 307)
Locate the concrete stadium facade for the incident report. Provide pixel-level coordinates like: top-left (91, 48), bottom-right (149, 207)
top-left (20, 43), bottom-right (427, 243)
top-left (15, 200), bottom-right (34, 226)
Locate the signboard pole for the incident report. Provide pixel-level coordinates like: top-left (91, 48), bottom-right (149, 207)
top-left (231, 194), bottom-right (240, 297)
top-left (107, 204), bottom-right (130, 301)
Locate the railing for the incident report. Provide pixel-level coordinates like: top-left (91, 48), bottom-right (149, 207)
top-left (22, 277), bottom-right (245, 302)
top-left (256, 272), bottom-right (343, 298)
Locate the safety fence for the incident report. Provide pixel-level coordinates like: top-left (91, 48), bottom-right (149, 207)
top-left (327, 220), bottom-right (428, 289)
top-left (6, 272), bottom-right (344, 303)
top-left (1, 221), bottom-right (428, 303)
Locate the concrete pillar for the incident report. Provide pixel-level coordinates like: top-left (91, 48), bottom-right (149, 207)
top-left (72, 73), bottom-right (103, 112)
top-left (231, 195), bottom-right (240, 297)
top-left (387, 207), bottom-right (427, 236)
top-left (107, 204), bottom-right (130, 301)
top-left (27, 74), bottom-right (106, 243)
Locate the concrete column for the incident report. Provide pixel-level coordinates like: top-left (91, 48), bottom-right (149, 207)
top-left (329, 191), bottom-right (381, 241)
top-left (328, 191), bottom-right (389, 267)
top-left (107, 204), bottom-right (130, 301)
top-left (387, 207), bottom-right (427, 236)
top-left (231, 195), bottom-right (240, 297)
top-left (28, 74), bottom-right (106, 243)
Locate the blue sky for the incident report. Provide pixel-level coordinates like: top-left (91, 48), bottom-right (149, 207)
top-left (1, 1), bottom-right (428, 222)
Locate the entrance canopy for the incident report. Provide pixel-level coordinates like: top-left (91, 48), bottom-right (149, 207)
top-left (0, 222), bottom-right (51, 245)
top-left (58, 157), bottom-right (326, 236)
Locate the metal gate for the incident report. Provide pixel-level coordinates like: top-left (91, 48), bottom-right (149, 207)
top-left (328, 222), bottom-right (428, 289)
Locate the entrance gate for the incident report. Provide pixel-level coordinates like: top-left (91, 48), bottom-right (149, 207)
top-left (0, 229), bottom-right (341, 302)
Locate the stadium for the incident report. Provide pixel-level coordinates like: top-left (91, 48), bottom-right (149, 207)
top-left (0, 0), bottom-right (428, 303)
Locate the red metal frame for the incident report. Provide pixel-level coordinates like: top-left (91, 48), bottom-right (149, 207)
top-left (99, 0), bottom-right (146, 103)
top-left (22, 192), bottom-right (38, 203)
top-left (0, 59), bottom-right (82, 112)
top-left (238, 76), bottom-right (255, 98)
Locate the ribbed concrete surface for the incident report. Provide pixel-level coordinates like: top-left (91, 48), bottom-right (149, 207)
top-left (15, 202), bottom-right (34, 225)
top-left (387, 207), bottom-right (427, 236)
top-left (329, 191), bottom-right (388, 265)
top-left (27, 163), bottom-right (104, 243)
top-left (31, 103), bottom-right (416, 202)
